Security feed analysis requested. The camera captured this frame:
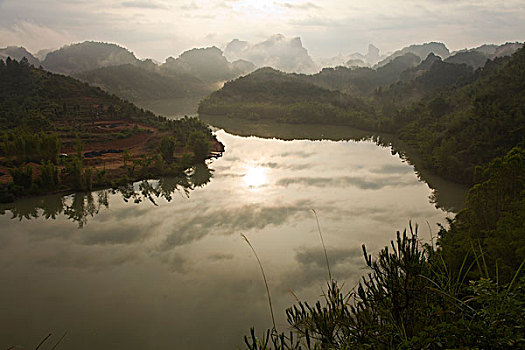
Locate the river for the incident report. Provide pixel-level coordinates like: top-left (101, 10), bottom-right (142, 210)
top-left (0, 121), bottom-right (466, 349)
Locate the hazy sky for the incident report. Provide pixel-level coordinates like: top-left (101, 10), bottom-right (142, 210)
top-left (0, 0), bottom-right (524, 60)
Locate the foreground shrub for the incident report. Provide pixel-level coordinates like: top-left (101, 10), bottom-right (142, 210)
top-left (244, 226), bottom-right (524, 349)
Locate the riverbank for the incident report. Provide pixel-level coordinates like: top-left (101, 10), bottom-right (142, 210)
top-left (0, 118), bottom-right (224, 203)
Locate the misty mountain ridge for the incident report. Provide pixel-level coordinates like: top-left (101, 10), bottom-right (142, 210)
top-left (39, 41), bottom-right (255, 83)
top-left (345, 43), bottom-right (382, 67)
top-left (444, 51), bottom-right (489, 70)
top-left (451, 42), bottom-right (522, 57)
top-left (376, 42), bottom-right (450, 68)
top-left (316, 44), bottom-right (382, 69)
top-left (0, 46), bottom-right (41, 67)
top-left (35, 48), bottom-right (53, 61)
top-left (307, 52), bottom-right (422, 97)
top-left (161, 46), bottom-right (255, 83)
top-left (224, 34), bottom-right (318, 74)
top-left (43, 41), bottom-right (140, 74)
top-left (2, 39), bottom-right (521, 79)
top-left (13, 41), bottom-right (255, 112)
top-left (308, 41), bottom-right (521, 71)
top-left (74, 63), bottom-right (213, 102)
top-left (200, 43), bottom-right (496, 119)
top-left (199, 49), bottom-right (449, 119)
top-left (445, 41), bottom-right (523, 69)
top-left (1, 38), bottom-right (522, 117)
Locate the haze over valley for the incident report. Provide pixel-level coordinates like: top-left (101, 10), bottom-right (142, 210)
top-left (1, 36), bottom-right (522, 117)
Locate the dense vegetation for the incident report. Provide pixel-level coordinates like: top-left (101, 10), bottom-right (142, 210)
top-left (394, 49), bottom-right (525, 183)
top-left (244, 147), bottom-right (525, 349)
top-left (439, 148), bottom-right (525, 282)
top-left (199, 67), bottom-right (379, 129)
top-left (75, 63), bottom-right (212, 102)
top-left (0, 58), bottom-right (218, 202)
top-left (0, 57), bottom-right (153, 129)
top-left (310, 53), bottom-right (422, 96)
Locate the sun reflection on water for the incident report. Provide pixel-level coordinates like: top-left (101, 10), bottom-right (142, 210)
top-left (243, 166), bottom-right (267, 188)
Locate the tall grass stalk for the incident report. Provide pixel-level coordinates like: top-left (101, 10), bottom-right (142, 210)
top-left (241, 233), bottom-right (277, 331)
top-left (311, 209), bottom-right (331, 281)
top-left (470, 240), bottom-right (490, 278)
top-left (425, 220), bottom-right (434, 250)
top-left (50, 331), bottom-right (68, 350)
top-left (506, 259), bottom-right (525, 294)
top-left (35, 333), bottom-right (52, 350)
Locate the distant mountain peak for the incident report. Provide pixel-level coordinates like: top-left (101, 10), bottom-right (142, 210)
top-left (269, 33), bottom-right (286, 41)
top-left (161, 46), bottom-right (255, 83)
top-left (224, 34), bottom-right (318, 74)
top-left (290, 37), bottom-right (303, 48)
top-left (43, 41), bottom-right (138, 74)
top-left (366, 44), bottom-right (380, 64)
top-left (423, 52), bottom-right (442, 62)
top-left (377, 42), bottom-right (449, 67)
top-left (445, 42), bottom-right (523, 69)
top-left (0, 46), bottom-right (41, 66)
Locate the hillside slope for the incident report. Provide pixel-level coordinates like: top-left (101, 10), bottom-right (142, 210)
top-left (75, 64), bottom-right (212, 102)
top-left (43, 41), bottom-right (139, 74)
top-left (396, 47), bottom-right (525, 182)
top-left (0, 46), bottom-right (41, 66)
top-left (0, 58), bottom-right (220, 202)
top-left (199, 67), bottom-right (377, 128)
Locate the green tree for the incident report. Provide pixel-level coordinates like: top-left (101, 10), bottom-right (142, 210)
top-left (187, 131), bottom-right (210, 162)
top-left (74, 134), bottom-right (84, 160)
top-left (38, 161), bottom-right (60, 189)
top-left (158, 135), bottom-right (175, 163)
top-left (9, 165), bottom-right (33, 189)
top-left (40, 133), bottom-right (61, 164)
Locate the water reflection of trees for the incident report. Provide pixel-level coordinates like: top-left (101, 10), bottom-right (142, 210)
top-left (369, 135), bottom-right (467, 212)
top-left (202, 116), bottom-right (466, 212)
top-left (0, 164), bottom-right (213, 227)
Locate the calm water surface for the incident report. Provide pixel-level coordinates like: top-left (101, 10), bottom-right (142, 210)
top-left (0, 126), bottom-right (463, 349)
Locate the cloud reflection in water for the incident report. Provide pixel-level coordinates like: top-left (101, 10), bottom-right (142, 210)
top-left (0, 129), bottom-right (460, 350)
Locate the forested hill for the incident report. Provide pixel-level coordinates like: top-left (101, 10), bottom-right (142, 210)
top-left (198, 67), bottom-right (378, 128)
top-left (0, 58), bottom-right (219, 202)
top-left (199, 46), bottom-right (525, 184)
top-left (310, 52), bottom-right (422, 95)
top-left (74, 63), bottom-right (213, 102)
top-left (42, 41), bottom-right (139, 75)
top-left (197, 52), bottom-right (459, 128)
top-left (46, 42), bottom-right (255, 109)
top-left (0, 57), bottom-right (158, 130)
top-left (395, 46), bottom-right (525, 183)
